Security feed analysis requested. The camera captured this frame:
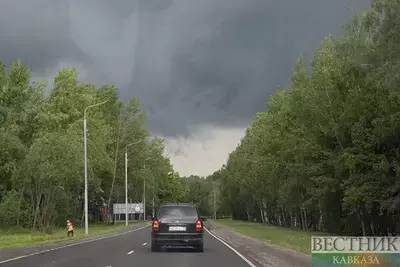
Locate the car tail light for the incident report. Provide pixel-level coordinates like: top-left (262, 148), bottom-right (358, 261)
top-left (195, 219), bottom-right (202, 232)
top-left (152, 219), bottom-right (159, 231)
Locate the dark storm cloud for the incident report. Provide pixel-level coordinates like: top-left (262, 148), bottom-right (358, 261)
top-left (0, 0), bottom-right (369, 137)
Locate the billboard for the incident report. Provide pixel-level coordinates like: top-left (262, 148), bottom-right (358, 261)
top-left (113, 203), bottom-right (143, 215)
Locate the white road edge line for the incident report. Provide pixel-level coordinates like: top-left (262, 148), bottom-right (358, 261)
top-left (204, 227), bottom-right (257, 267)
top-left (0, 224), bottom-right (150, 264)
top-left (127, 250), bottom-right (134, 255)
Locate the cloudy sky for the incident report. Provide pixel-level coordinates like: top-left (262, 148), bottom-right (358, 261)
top-left (0, 0), bottom-right (368, 176)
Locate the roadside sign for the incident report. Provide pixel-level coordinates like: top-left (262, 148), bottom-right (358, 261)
top-left (113, 203), bottom-right (143, 214)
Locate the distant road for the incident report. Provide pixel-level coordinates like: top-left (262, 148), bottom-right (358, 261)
top-left (0, 226), bottom-right (254, 267)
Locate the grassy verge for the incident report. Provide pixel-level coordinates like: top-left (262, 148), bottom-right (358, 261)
top-left (214, 219), bottom-right (331, 254)
top-left (0, 221), bottom-right (146, 249)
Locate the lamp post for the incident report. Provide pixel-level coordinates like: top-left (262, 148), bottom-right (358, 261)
top-left (142, 157), bottom-right (151, 220)
top-left (125, 140), bottom-right (143, 226)
top-left (152, 174), bottom-right (155, 219)
top-left (83, 100), bottom-right (109, 235)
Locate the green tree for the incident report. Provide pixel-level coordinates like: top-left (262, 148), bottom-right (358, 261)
top-left (0, 61), bottom-right (184, 230)
top-left (208, 0), bottom-right (400, 236)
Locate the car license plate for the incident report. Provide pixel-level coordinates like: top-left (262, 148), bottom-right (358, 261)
top-left (169, 226), bottom-right (186, 231)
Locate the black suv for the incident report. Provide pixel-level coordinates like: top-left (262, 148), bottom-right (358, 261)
top-left (151, 203), bottom-right (204, 252)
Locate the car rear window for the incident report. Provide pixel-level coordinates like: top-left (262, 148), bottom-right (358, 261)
top-left (158, 206), bottom-right (198, 219)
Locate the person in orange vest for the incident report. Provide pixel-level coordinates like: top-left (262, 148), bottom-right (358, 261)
top-left (67, 220), bottom-right (74, 237)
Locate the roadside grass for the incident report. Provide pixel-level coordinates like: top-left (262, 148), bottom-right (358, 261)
top-left (0, 221), bottom-right (146, 249)
top-left (214, 219), bottom-right (331, 254)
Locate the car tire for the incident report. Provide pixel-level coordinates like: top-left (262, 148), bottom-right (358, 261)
top-left (151, 242), bottom-right (160, 252)
top-left (195, 244), bottom-right (204, 252)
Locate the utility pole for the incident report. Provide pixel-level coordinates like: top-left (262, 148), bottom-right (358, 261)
top-left (142, 157), bottom-right (151, 220)
top-left (83, 115), bottom-right (88, 233)
top-left (213, 183), bottom-right (217, 220)
top-left (152, 174), bottom-right (155, 219)
top-left (83, 100), bottom-right (108, 235)
top-left (125, 150), bottom-right (128, 225)
top-left (143, 159), bottom-right (146, 221)
top-left (125, 140), bottom-right (143, 226)
top-left (143, 178), bottom-right (146, 220)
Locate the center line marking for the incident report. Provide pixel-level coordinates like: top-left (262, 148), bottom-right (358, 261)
top-left (127, 250), bottom-right (134, 255)
top-left (142, 242), bottom-right (147, 246)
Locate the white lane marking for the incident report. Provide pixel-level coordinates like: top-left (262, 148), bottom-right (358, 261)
top-left (142, 242), bottom-right (147, 246)
top-left (204, 227), bottom-right (257, 267)
top-left (127, 250), bottom-right (134, 255)
top-left (0, 224), bottom-right (150, 264)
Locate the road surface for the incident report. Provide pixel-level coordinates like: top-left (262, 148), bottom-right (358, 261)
top-left (0, 226), bottom-right (253, 267)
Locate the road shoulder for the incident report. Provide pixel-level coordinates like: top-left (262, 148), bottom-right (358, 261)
top-left (0, 222), bottom-right (149, 262)
top-left (205, 220), bottom-right (311, 267)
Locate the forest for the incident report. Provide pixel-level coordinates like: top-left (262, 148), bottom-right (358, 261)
top-left (0, 62), bottom-right (191, 229)
top-left (205, 0), bottom-right (400, 236)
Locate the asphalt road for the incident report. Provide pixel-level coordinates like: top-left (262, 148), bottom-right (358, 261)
top-left (0, 226), bottom-right (253, 267)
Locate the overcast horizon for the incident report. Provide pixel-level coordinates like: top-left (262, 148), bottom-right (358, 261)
top-left (0, 0), bottom-right (369, 176)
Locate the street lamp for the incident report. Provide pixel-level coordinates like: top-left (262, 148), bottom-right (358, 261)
top-left (125, 140), bottom-right (143, 226)
top-left (142, 157), bottom-right (151, 221)
top-left (147, 149), bottom-right (158, 219)
top-left (83, 100), bottom-right (109, 235)
top-left (152, 174), bottom-right (155, 219)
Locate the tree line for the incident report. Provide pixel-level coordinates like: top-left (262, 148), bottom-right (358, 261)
top-left (204, 0), bottom-right (400, 236)
top-left (0, 62), bottom-right (186, 230)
